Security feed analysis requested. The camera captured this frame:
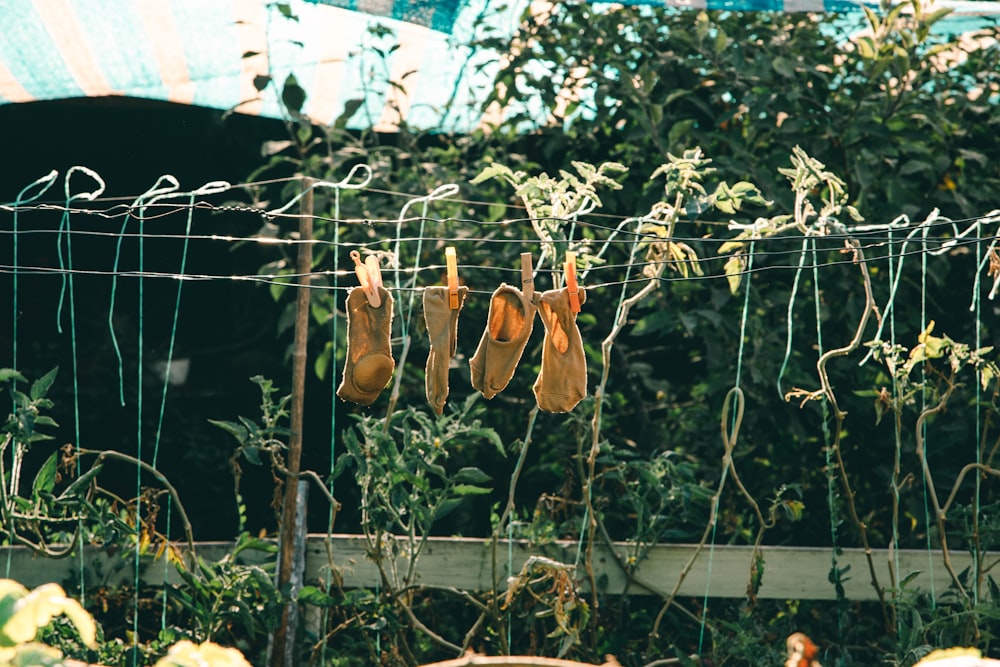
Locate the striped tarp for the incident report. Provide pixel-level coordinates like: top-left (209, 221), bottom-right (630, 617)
top-left (0, 0), bottom-right (996, 132)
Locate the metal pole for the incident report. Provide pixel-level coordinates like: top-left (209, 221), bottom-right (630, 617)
top-left (269, 177), bottom-right (313, 667)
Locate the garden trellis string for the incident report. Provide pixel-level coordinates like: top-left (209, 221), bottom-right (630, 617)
top-left (6, 167), bottom-right (1000, 659)
top-left (4, 169), bottom-right (59, 579)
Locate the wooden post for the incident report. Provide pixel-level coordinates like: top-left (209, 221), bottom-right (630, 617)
top-left (269, 178), bottom-right (313, 667)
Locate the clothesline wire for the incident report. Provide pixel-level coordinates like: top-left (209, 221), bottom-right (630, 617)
top-left (0, 217), bottom-right (995, 266)
top-left (4, 195), bottom-right (996, 236)
top-left (5, 186), bottom-right (999, 239)
top-left (2, 210), bottom-right (997, 256)
top-left (11, 172), bottom-right (999, 238)
top-left (0, 229), bottom-right (995, 291)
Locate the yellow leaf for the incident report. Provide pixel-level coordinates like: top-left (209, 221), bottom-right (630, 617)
top-left (718, 239), bottom-right (745, 255)
top-left (155, 640), bottom-right (253, 667)
top-left (724, 254), bottom-right (746, 295)
top-left (2, 582), bottom-right (96, 648)
top-left (917, 321), bottom-right (947, 359)
top-left (982, 365), bottom-right (995, 391)
top-left (915, 647), bottom-right (982, 665)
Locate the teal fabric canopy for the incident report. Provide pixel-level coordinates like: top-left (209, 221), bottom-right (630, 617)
top-left (1, 0), bottom-right (996, 132)
top-left (0, 0), bottom-right (519, 132)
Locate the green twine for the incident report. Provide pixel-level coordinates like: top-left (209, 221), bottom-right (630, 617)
top-left (108, 208), bottom-right (133, 407)
top-left (133, 195), bottom-right (146, 663)
top-left (400, 220), bottom-right (425, 338)
top-left (887, 228), bottom-right (903, 633)
top-left (322, 193), bottom-right (342, 667)
top-left (919, 224), bottom-right (936, 608)
top-left (776, 237), bottom-right (812, 399)
top-left (57, 167), bottom-right (106, 607)
top-left (9, 170), bottom-right (58, 380)
top-left (152, 190), bottom-right (195, 465)
top-left (4, 170), bottom-right (58, 578)
top-left (575, 216), bottom-right (647, 573)
top-left (811, 238), bottom-right (842, 640)
top-left (150, 189), bottom-right (198, 638)
top-left (317, 167), bottom-right (372, 662)
top-left (511, 407), bottom-right (539, 651)
top-left (858, 221), bottom-right (927, 368)
top-left (109, 177), bottom-right (179, 406)
top-left (970, 221), bottom-right (1000, 307)
top-left (394, 185), bottom-right (458, 339)
top-left (698, 240), bottom-right (755, 657)
top-left (972, 221), bottom-right (998, 603)
top-left (973, 222), bottom-right (983, 604)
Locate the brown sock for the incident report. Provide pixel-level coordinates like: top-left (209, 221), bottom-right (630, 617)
top-left (423, 285), bottom-right (469, 415)
top-left (336, 286), bottom-right (395, 406)
top-left (469, 283), bottom-right (536, 399)
top-left (532, 287), bottom-right (587, 413)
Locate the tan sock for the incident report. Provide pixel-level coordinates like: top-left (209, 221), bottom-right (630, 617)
top-left (532, 287), bottom-right (587, 413)
top-left (336, 286), bottom-right (395, 406)
top-left (423, 285), bottom-right (469, 415)
top-left (469, 283), bottom-right (536, 399)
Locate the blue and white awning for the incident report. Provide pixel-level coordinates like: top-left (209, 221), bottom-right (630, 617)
top-left (0, 0), bottom-right (997, 133)
top-left (0, 0), bottom-right (525, 132)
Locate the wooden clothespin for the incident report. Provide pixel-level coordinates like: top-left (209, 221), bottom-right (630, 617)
top-left (520, 252), bottom-right (534, 302)
top-left (350, 250), bottom-right (382, 307)
top-left (445, 247), bottom-right (460, 309)
top-left (564, 251), bottom-right (581, 313)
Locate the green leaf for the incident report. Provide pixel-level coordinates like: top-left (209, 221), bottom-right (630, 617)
top-left (29, 368), bottom-right (58, 401)
top-left (452, 467), bottom-right (492, 485)
top-left (336, 99), bottom-right (364, 129)
top-left (297, 586), bottom-right (338, 608)
top-left (0, 369), bottom-right (27, 384)
top-left (451, 484), bottom-right (492, 496)
top-left (282, 74), bottom-right (307, 114)
top-left (899, 160), bottom-right (932, 176)
top-left (31, 451), bottom-right (59, 498)
top-left (58, 463), bottom-right (104, 499)
top-left (772, 56), bottom-right (796, 79)
top-left (667, 120), bottom-right (696, 149)
top-left (275, 3), bottom-right (298, 20)
top-left (314, 341), bottom-right (333, 382)
top-left (434, 497), bottom-right (464, 521)
top-left (241, 447), bottom-right (262, 466)
top-left (208, 419), bottom-right (249, 445)
top-left (252, 74), bottom-right (271, 92)
top-left (855, 36), bottom-right (877, 60)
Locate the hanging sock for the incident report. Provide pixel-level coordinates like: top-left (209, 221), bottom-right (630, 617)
top-left (469, 283), bottom-right (536, 399)
top-left (532, 287), bottom-right (587, 413)
top-left (336, 286), bottom-right (395, 406)
top-left (423, 285), bottom-right (469, 414)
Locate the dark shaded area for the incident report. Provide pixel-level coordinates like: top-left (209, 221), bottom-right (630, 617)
top-left (0, 97), bottom-right (273, 200)
top-left (0, 97), bottom-right (333, 538)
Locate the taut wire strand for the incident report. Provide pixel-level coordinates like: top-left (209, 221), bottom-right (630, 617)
top-left (264, 164), bottom-right (373, 218)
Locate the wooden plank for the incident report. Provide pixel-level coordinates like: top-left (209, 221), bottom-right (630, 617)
top-left (1, 536), bottom-right (995, 602)
top-left (305, 535), bottom-right (998, 601)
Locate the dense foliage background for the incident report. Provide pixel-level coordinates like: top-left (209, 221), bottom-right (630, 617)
top-left (3, 1), bottom-right (1000, 665)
